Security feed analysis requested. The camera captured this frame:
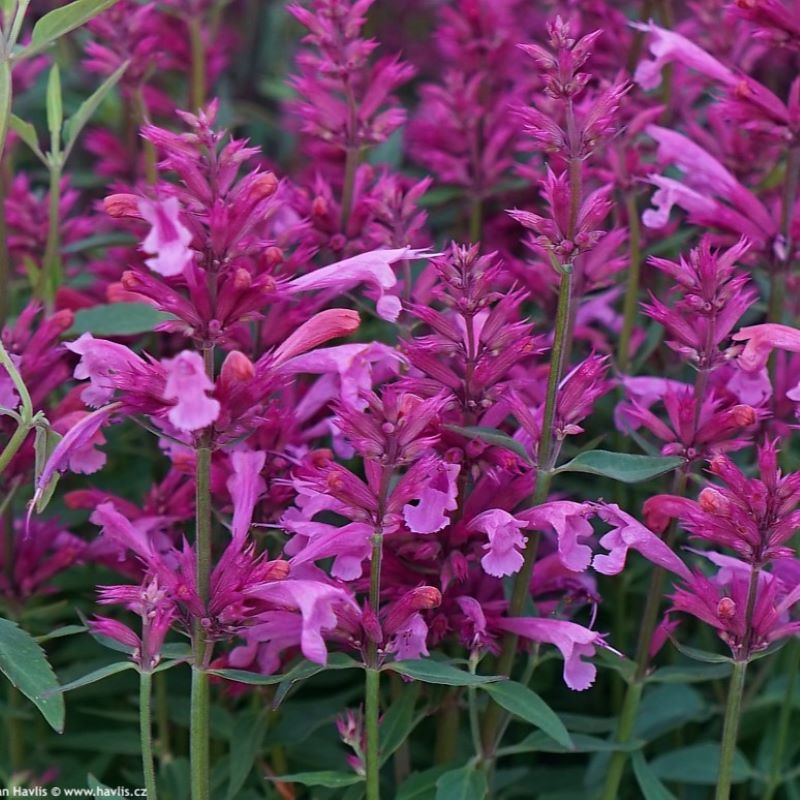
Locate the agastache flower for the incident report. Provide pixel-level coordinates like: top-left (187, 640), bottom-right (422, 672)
top-left (138, 197), bottom-right (194, 277)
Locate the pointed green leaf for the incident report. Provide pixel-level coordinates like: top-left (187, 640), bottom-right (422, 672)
top-left (398, 766), bottom-right (452, 800)
top-left (87, 775), bottom-right (126, 799)
top-left (480, 680), bottom-right (571, 748)
top-left (63, 60), bottom-right (128, 160)
top-left (435, 765), bottom-right (488, 800)
top-left (35, 624), bottom-right (86, 643)
top-left (270, 771), bottom-right (363, 788)
top-left (209, 668), bottom-right (294, 686)
top-left (648, 662), bottom-right (732, 683)
top-left (34, 423), bottom-right (61, 512)
top-left (56, 661), bottom-right (136, 694)
top-left (556, 450), bottom-right (684, 483)
top-left (445, 424), bottom-right (532, 465)
top-left (649, 742), bottom-right (752, 785)
top-left (380, 682), bottom-right (421, 765)
top-left (22, 0), bottom-right (120, 59)
top-left (386, 659), bottom-right (504, 686)
top-left (9, 114), bottom-right (46, 164)
top-left (68, 302), bottom-right (176, 336)
top-left (46, 64), bottom-right (62, 153)
top-left (632, 752), bottom-right (678, 800)
top-left (0, 617), bottom-right (64, 732)
top-left (226, 712), bottom-right (267, 800)
top-left (671, 640), bottom-right (732, 664)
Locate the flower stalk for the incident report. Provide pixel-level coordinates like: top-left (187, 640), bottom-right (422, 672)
top-left (716, 660), bottom-right (747, 800)
top-left (139, 670), bottom-right (158, 800)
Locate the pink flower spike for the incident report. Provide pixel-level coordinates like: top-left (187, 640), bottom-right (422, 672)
top-left (592, 503), bottom-right (691, 580)
top-left (226, 450), bottom-right (267, 544)
top-left (732, 324), bottom-right (800, 372)
top-left (403, 462), bottom-right (460, 534)
top-left (521, 501), bottom-right (595, 573)
top-left (498, 617), bottom-right (605, 691)
top-left (138, 197), bottom-right (194, 277)
top-left (470, 509), bottom-right (527, 577)
top-left (632, 21), bottom-right (736, 91)
top-left (162, 351), bottom-right (220, 432)
top-left (287, 248), bottom-right (434, 322)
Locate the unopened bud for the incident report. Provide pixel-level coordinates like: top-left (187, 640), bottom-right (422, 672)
top-left (104, 193), bottom-right (141, 218)
top-left (233, 268), bottom-right (252, 291)
top-left (220, 350), bottom-right (255, 383)
top-left (248, 172), bottom-right (278, 203)
top-left (717, 597), bottom-right (736, 621)
top-left (263, 246), bottom-right (284, 268)
top-left (699, 487), bottom-right (728, 514)
top-left (731, 404), bottom-right (757, 427)
top-left (264, 559), bottom-right (290, 580)
top-left (311, 196), bottom-right (328, 218)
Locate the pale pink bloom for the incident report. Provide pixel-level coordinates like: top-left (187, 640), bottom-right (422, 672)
top-left (498, 617), bottom-right (606, 691)
top-left (642, 176), bottom-right (718, 229)
top-left (286, 521), bottom-right (373, 580)
top-left (90, 501), bottom-right (157, 561)
top-left (288, 248), bottom-right (433, 322)
top-left (732, 323), bottom-right (800, 372)
top-left (592, 503), bottom-right (691, 580)
top-left (471, 509), bottom-right (527, 577)
top-left (522, 501), bottom-right (595, 573)
top-left (66, 333), bottom-right (143, 407)
top-left (138, 197), bottom-right (194, 277)
top-left (403, 462), bottom-right (460, 534)
top-left (35, 405), bottom-right (119, 502)
top-left (387, 613), bottom-right (429, 660)
top-left (226, 450), bottom-right (267, 544)
top-left (246, 579), bottom-right (358, 665)
top-left (52, 411), bottom-right (108, 474)
top-left (272, 309), bottom-right (360, 365)
top-left (632, 22), bottom-right (736, 91)
top-left (162, 351), bottom-right (220, 432)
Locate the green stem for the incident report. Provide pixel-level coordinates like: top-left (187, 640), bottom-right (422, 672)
top-left (617, 191), bottom-right (642, 372)
top-left (764, 640), bottom-right (800, 800)
top-left (38, 162), bottom-right (62, 306)
top-left (340, 145), bottom-right (360, 231)
top-left (140, 671), bottom-right (158, 800)
top-left (190, 667), bottom-right (210, 800)
top-left (155, 670), bottom-right (172, 762)
top-left (365, 666), bottom-right (381, 800)
top-left (188, 18), bottom-right (206, 111)
top-left (0, 420), bottom-right (30, 476)
top-left (365, 530), bottom-right (383, 800)
top-left (480, 267), bottom-right (573, 754)
top-left (716, 660), bottom-right (747, 800)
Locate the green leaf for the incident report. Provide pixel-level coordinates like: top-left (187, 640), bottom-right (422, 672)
top-left (479, 681), bottom-right (571, 748)
top-left (9, 114), bottom-right (46, 164)
top-left (23, 0), bottom-right (120, 59)
top-left (270, 771), bottom-right (363, 788)
top-left (46, 63), bottom-right (62, 153)
top-left (386, 660), bottom-right (504, 687)
top-left (33, 423), bottom-right (61, 512)
top-left (670, 640), bottom-right (732, 664)
top-left (35, 624), bottom-right (86, 643)
top-left (648, 662), bottom-right (732, 683)
top-left (68, 302), bottom-right (176, 336)
top-left (56, 661), bottom-right (136, 694)
top-left (632, 752), bottom-right (678, 800)
top-left (649, 742), bottom-right (752, 786)
top-left (500, 731), bottom-right (643, 756)
top-left (209, 668), bottom-right (292, 686)
top-left (0, 617), bottom-right (64, 732)
top-left (213, 652), bottom-right (359, 686)
top-left (63, 61), bottom-right (128, 160)
top-left (634, 685), bottom-right (706, 740)
top-left (226, 712), bottom-right (267, 800)
top-left (380, 682), bottom-right (421, 765)
top-left (556, 450), bottom-right (684, 483)
top-left (435, 764), bottom-right (488, 800)
top-left (445, 424), bottom-right (532, 465)
top-left (397, 767), bottom-right (452, 800)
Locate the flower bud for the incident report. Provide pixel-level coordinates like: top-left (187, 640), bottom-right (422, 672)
top-left (104, 193), bottom-right (142, 218)
top-left (248, 172), bottom-right (278, 203)
top-left (717, 597), bottom-right (737, 621)
top-left (699, 487), bottom-right (729, 514)
top-left (220, 350), bottom-right (255, 384)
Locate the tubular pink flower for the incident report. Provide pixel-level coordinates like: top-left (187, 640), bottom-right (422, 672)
top-left (51, 411), bottom-right (108, 475)
top-left (66, 334), bottom-right (144, 407)
top-left (521, 501), bottom-right (595, 573)
top-left (287, 248), bottom-right (433, 322)
top-left (161, 351), bottom-right (220, 432)
top-left (592, 503), bottom-right (691, 580)
top-left (402, 462), bottom-right (460, 534)
top-left (138, 197), bottom-right (194, 277)
top-left (226, 450), bottom-right (267, 544)
top-left (387, 613), bottom-right (430, 660)
top-left (272, 309), bottom-right (361, 365)
top-left (632, 22), bottom-right (736, 91)
top-left (246, 580), bottom-right (358, 665)
top-left (497, 616), bottom-right (606, 691)
top-left (732, 323), bottom-right (800, 372)
top-left (470, 509), bottom-right (527, 577)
